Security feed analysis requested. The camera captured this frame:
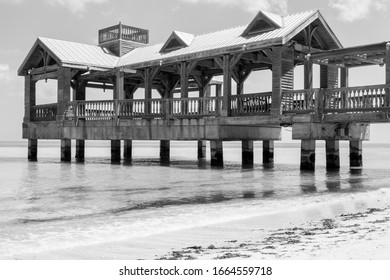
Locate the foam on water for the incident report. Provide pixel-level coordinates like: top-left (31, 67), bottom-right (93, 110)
top-left (1, 141), bottom-right (390, 257)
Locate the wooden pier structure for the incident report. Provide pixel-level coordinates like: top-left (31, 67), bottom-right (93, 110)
top-left (18, 10), bottom-right (390, 170)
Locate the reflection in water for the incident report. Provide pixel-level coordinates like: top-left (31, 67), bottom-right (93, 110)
top-left (299, 170), bottom-right (317, 193)
top-left (197, 158), bottom-right (207, 169)
top-left (326, 170), bottom-right (341, 192)
top-left (262, 190), bottom-right (275, 198)
top-left (243, 191), bottom-right (255, 199)
top-left (349, 169), bottom-right (365, 189)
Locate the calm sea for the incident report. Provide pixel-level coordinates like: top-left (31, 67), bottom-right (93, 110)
top-left (0, 140), bottom-right (390, 258)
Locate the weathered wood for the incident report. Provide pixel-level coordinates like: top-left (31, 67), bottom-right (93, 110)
top-left (61, 139), bottom-right (71, 162)
top-left (57, 67), bottom-right (72, 121)
top-left (326, 140), bottom-right (339, 170)
top-left (86, 82), bottom-right (114, 90)
top-left (160, 140), bottom-right (170, 163)
top-left (31, 71), bottom-right (58, 81)
top-left (222, 54), bottom-right (232, 116)
top-left (114, 70), bottom-right (125, 100)
top-left (111, 140), bottom-right (121, 163)
top-left (242, 140), bottom-right (253, 167)
top-left (350, 140), bottom-right (362, 168)
top-left (210, 140), bottom-right (223, 167)
top-left (197, 140), bottom-right (206, 159)
top-left (124, 140), bottom-right (132, 162)
top-left (144, 68), bottom-right (152, 115)
top-left (24, 75), bottom-right (36, 122)
top-left (74, 80), bottom-right (86, 102)
top-left (300, 140), bottom-right (315, 170)
top-left (75, 139), bottom-right (85, 161)
top-left (271, 47), bottom-right (294, 116)
top-left (263, 140), bottom-right (274, 164)
top-left (28, 139), bottom-right (38, 161)
top-left (385, 43), bottom-right (390, 106)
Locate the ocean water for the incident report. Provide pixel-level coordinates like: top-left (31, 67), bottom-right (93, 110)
top-left (0, 140), bottom-right (390, 258)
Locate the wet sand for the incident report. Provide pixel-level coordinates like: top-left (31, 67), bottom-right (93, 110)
top-left (6, 189), bottom-right (390, 260)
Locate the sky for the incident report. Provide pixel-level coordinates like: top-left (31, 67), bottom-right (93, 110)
top-left (0, 0), bottom-right (390, 141)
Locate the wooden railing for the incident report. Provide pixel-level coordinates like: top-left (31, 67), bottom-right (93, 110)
top-left (282, 89), bottom-right (318, 113)
top-left (119, 99), bottom-right (164, 118)
top-left (32, 103), bottom-right (57, 121)
top-left (324, 84), bottom-right (390, 113)
top-left (170, 97), bottom-right (222, 117)
top-left (66, 101), bottom-right (115, 120)
top-left (99, 24), bottom-right (149, 44)
top-left (65, 97), bottom-right (223, 121)
top-left (32, 84), bottom-right (390, 123)
top-left (230, 92), bottom-right (272, 116)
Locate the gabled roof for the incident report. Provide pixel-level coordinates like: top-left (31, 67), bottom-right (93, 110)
top-left (242, 10), bottom-right (283, 36)
top-left (160, 31), bottom-right (195, 53)
top-left (118, 9), bottom-right (342, 68)
top-left (19, 9), bottom-right (343, 75)
top-left (18, 37), bottom-right (119, 75)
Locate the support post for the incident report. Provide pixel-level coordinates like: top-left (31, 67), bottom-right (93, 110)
top-left (350, 140), bottom-right (363, 168)
top-left (271, 47), bottom-right (294, 116)
top-left (385, 42), bottom-right (390, 106)
top-left (24, 75), bottom-right (36, 122)
top-left (114, 70), bottom-right (125, 100)
top-left (197, 140), bottom-right (206, 159)
top-left (75, 140), bottom-right (85, 161)
top-left (215, 84), bottom-right (222, 115)
top-left (242, 140), bottom-right (253, 167)
top-left (61, 139), bottom-right (71, 162)
top-left (326, 140), bottom-right (340, 170)
top-left (28, 139), bottom-right (37, 161)
top-left (124, 140), bottom-right (132, 163)
top-left (300, 140), bottom-right (315, 170)
top-left (111, 140), bottom-right (121, 163)
top-left (222, 54), bottom-right (232, 117)
top-left (263, 140), bottom-right (274, 164)
top-left (210, 140), bottom-right (223, 167)
top-left (180, 62), bottom-right (189, 114)
top-left (340, 68), bottom-right (349, 109)
top-left (160, 140), bottom-right (170, 163)
top-left (57, 67), bottom-right (72, 121)
top-left (144, 68), bottom-right (152, 116)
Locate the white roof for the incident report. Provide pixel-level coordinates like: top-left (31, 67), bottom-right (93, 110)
top-left (19, 9), bottom-right (341, 75)
top-left (39, 37), bottom-right (119, 69)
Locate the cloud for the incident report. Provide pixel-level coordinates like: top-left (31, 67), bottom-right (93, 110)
top-left (0, 64), bottom-right (11, 81)
top-left (329, 0), bottom-right (387, 22)
top-left (179, 0), bottom-right (288, 14)
top-left (46, 0), bottom-right (109, 16)
top-left (0, 0), bottom-right (109, 16)
top-left (0, 63), bottom-right (23, 97)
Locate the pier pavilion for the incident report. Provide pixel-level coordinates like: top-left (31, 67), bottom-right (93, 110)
top-left (18, 9), bottom-right (390, 170)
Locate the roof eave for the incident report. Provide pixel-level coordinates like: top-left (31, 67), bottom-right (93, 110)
top-left (119, 37), bottom-right (283, 69)
top-left (18, 38), bottom-right (63, 76)
top-left (282, 10), bottom-right (342, 50)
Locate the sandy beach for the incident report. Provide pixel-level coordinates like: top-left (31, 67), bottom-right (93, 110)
top-left (6, 187), bottom-right (390, 260)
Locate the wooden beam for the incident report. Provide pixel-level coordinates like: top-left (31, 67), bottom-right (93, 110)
top-left (213, 57), bottom-right (223, 70)
top-left (86, 82), bottom-right (114, 90)
top-left (31, 71), bottom-right (58, 81)
top-left (222, 54), bottom-right (231, 116)
top-left (29, 65), bottom-right (59, 75)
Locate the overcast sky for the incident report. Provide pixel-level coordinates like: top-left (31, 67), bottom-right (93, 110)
top-left (0, 0), bottom-right (390, 141)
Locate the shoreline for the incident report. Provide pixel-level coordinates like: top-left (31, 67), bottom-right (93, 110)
top-left (6, 190), bottom-right (390, 260)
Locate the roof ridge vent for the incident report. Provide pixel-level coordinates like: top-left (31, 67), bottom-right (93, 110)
top-left (160, 30), bottom-right (195, 53)
top-left (242, 10), bottom-right (283, 37)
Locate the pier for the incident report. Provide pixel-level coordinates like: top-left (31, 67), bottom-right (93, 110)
top-left (18, 10), bottom-right (390, 170)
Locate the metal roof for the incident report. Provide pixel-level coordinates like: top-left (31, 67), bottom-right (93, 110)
top-left (19, 9), bottom-right (342, 75)
top-left (39, 37), bottom-right (119, 69)
top-left (117, 9), bottom-right (336, 68)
